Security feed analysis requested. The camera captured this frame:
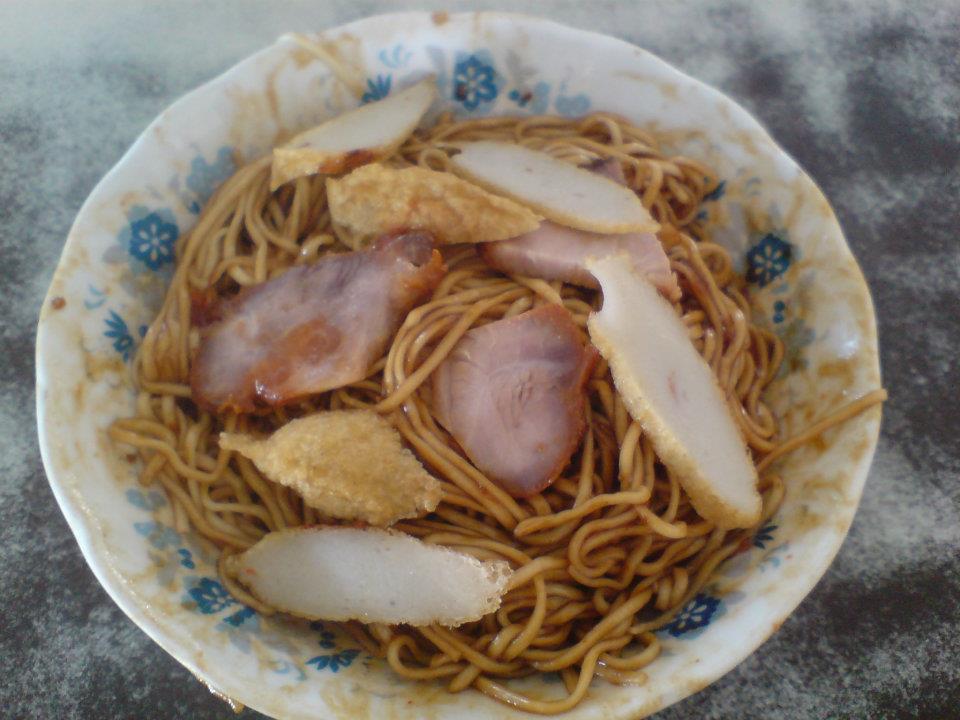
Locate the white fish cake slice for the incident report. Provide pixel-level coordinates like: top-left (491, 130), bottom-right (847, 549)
top-left (450, 141), bottom-right (660, 235)
top-left (586, 255), bottom-right (761, 528)
top-left (227, 527), bottom-right (513, 627)
top-left (270, 76), bottom-right (436, 190)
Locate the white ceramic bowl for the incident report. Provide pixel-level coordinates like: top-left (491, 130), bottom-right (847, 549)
top-left (36, 12), bottom-right (882, 719)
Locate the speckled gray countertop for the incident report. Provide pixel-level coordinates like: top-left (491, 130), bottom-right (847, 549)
top-left (3, 1), bottom-right (959, 718)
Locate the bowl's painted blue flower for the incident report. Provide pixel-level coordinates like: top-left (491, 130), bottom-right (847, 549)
top-left (753, 523), bottom-right (778, 549)
top-left (125, 488), bottom-right (166, 511)
top-left (269, 659), bottom-right (308, 681)
top-left (453, 55), bottom-right (498, 110)
top-left (773, 300), bottom-right (787, 323)
top-left (508, 88), bottom-right (531, 107)
top-left (746, 233), bottom-right (792, 287)
top-left (703, 180), bottom-right (726, 202)
top-left (104, 310), bottom-right (135, 360)
top-left (306, 648), bottom-right (360, 673)
top-left (188, 578), bottom-right (236, 614)
top-left (664, 593), bottom-right (722, 637)
top-left (222, 605), bottom-right (256, 627)
top-left (361, 74), bottom-right (392, 104)
top-left (185, 147), bottom-right (235, 213)
top-left (84, 285), bottom-right (107, 310)
top-left (508, 83), bottom-right (551, 114)
top-left (555, 91), bottom-right (590, 117)
top-left (128, 212), bottom-right (178, 270)
top-left (378, 44), bottom-right (412, 69)
top-left (529, 81), bottom-right (551, 115)
top-left (133, 521), bottom-right (180, 550)
top-left (309, 621), bottom-right (337, 649)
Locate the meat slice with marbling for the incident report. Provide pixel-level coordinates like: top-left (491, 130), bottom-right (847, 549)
top-left (191, 232), bottom-right (445, 413)
top-left (432, 304), bottom-right (597, 497)
top-left (479, 221), bottom-right (678, 297)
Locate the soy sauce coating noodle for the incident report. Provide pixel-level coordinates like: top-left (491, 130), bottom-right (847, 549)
top-left (110, 112), bottom-right (885, 714)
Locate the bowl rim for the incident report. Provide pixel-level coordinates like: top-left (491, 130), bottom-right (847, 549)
top-left (36, 10), bottom-right (882, 719)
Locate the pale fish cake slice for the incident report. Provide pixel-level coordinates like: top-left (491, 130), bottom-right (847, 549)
top-left (270, 76), bottom-right (437, 190)
top-left (226, 526), bottom-right (513, 627)
top-left (586, 254), bottom-right (761, 529)
top-left (450, 141), bottom-right (660, 235)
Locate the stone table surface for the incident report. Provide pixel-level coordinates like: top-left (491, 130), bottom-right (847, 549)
top-left (2, 1), bottom-right (958, 718)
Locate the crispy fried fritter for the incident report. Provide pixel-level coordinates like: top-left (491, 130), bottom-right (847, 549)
top-left (221, 410), bottom-right (441, 526)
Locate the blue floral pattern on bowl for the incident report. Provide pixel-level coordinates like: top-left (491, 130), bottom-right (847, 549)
top-left (746, 233), bottom-right (792, 287)
top-left (307, 647), bottom-right (360, 673)
top-left (772, 300), bottom-right (787, 323)
top-left (378, 44), bottom-right (412, 69)
top-left (134, 521), bottom-right (181, 550)
top-left (554, 82), bottom-right (591, 117)
top-left (106, 205), bottom-right (180, 278)
top-left (101, 307), bottom-right (146, 362)
top-left (664, 593), bottom-right (724, 638)
top-left (311, 621), bottom-right (337, 650)
top-left (306, 624), bottom-right (367, 674)
top-left (128, 210), bottom-right (178, 271)
top-left (753, 523), bottom-right (778, 549)
top-left (452, 54), bottom-right (498, 110)
top-left (188, 578), bottom-right (236, 614)
top-left (103, 310), bottom-right (136, 361)
top-left (703, 180), bottom-right (726, 202)
top-left (223, 606), bottom-right (257, 627)
top-left (184, 146), bottom-right (235, 214)
top-left (84, 285), bottom-right (107, 310)
top-left (361, 74), bottom-right (392, 104)
top-left (125, 488), bottom-right (166, 511)
top-left (507, 88), bottom-right (531, 107)
top-left (183, 572), bottom-right (263, 633)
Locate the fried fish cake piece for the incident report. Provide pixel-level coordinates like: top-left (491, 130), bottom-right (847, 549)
top-left (221, 409), bottom-right (441, 526)
top-left (326, 163), bottom-right (542, 249)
